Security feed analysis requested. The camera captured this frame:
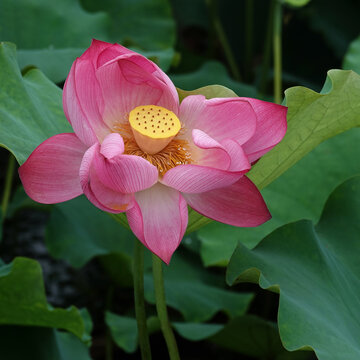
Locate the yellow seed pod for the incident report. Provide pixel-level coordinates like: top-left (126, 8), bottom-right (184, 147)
top-left (129, 105), bottom-right (181, 154)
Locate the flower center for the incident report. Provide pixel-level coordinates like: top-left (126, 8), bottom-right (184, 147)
top-left (129, 105), bottom-right (181, 154)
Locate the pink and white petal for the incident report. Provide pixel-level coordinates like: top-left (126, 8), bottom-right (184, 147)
top-left (162, 164), bottom-right (245, 193)
top-left (220, 138), bottom-right (251, 171)
top-left (192, 130), bottom-right (251, 172)
top-left (89, 167), bottom-right (134, 212)
top-left (162, 134), bottom-right (250, 193)
top-left (100, 133), bottom-right (124, 159)
top-left (192, 129), bottom-right (230, 169)
top-left (179, 95), bottom-right (257, 145)
top-left (96, 43), bottom-right (136, 67)
top-left (79, 144), bottom-right (133, 213)
top-left (63, 57), bottom-right (111, 146)
top-left (127, 184), bottom-right (188, 264)
top-left (19, 133), bottom-right (87, 204)
top-left (183, 176), bottom-right (271, 227)
top-left (96, 54), bottom-right (179, 128)
top-left (93, 151), bottom-right (158, 194)
top-left (240, 98), bottom-right (287, 162)
top-left (81, 39), bottom-right (114, 64)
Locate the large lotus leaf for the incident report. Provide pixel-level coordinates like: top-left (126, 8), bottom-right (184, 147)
top-left (0, 257), bottom-right (89, 341)
top-left (0, 42), bottom-right (71, 164)
top-left (171, 61), bottom-right (257, 98)
top-left (0, 0), bottom-right (175, 81)
top-left (198, 127), bottom-right (360, 266)
top-left (0, 326), bottom-right (92, 360)
top-left (343, 35), bottom-right (360, 75)
top-left (46, 196), bottom-right (136, 268)
top-left (227, 176), bottom-right (360, 360)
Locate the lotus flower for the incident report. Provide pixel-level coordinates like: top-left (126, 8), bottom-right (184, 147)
top-left (19, 40), bottom-right (287, 263)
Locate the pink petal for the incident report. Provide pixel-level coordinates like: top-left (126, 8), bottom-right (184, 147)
top-left (183, 176), bottom-right (271, 227)
top-left (221, 138), bottom-right (251, 171)
top-left (162, 134), bottom-right (250, 193)
top-left (95, 53), bottom-right (179, 129)
top-left (100, 133), bottom-right (124, 159)
top-left (161, 165), bottom-right (244, 193)
top-left (80, 144), bottom-right (133, 213)
top-left (19, 133), bottom-right (87, 204)
top-left (191, 129), bottom-right (230, 169)
top-left (241, 98), bottom-right (287, 162)
top-left (126, 184), bottom-right (188, 264)
top-left (92, 134), bottom-right (158, 193)
top-left (63, 43), bottom-right (113, 145)
top-left (179, 95), bottom-right (257, 145)
top-left (96, 42), bottom-right (136, 67)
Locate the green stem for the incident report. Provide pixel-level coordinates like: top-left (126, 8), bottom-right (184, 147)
top-left (245, 0), bottom-right (254, 81)
top-left (259, 0), bottom-right (276, 97)
top-left (152, 254), bottom-right (180, 360)
top-left (273, 0), bottom-right (283, 104)
top-left (1, 154), bottom-right (15, 217)
top-left (207, 0), bottom-right (241, 81)
top-left (134, 240), bottom-right (152, 360)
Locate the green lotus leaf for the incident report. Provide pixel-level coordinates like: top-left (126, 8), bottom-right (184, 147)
top-left (227, 176), bottom-right (360, 359)
top-left (0, 257), bottom-right (90, 341)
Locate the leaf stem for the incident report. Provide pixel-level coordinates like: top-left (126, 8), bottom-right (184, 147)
top-left (1, 154), bottom-right (15, 217)
top-left (152, 254), bottom-right (180, 360)
top-left (207, 0), bottom-right (241, 81)
top-left (134, 240), bottom-right (152, 360)
top-left (273, 0), bottom-right (283, 104)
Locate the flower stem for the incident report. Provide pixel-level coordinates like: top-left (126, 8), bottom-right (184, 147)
top-left (133, 239), bottom-right (152, 360)
top-left (207, 0), bottom-right (241, 81)
top-left (1, 154), bottom-right (15, 217)
top-left (273, 0), bottom-right (283, 104)
top-left (152, 254), bottom-right (180, 360)
top-left (259, 0), bottom-right (276, 98)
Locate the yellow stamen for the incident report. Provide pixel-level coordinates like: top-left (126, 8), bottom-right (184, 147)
top-left (113, 122), bottom-right (193, 175)
top-left (129, 105), bottom-right (181, 154)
